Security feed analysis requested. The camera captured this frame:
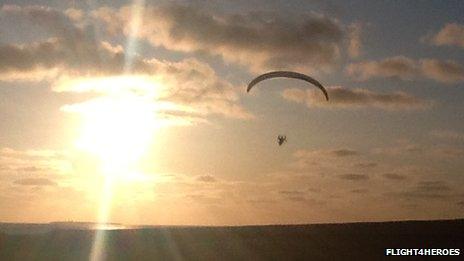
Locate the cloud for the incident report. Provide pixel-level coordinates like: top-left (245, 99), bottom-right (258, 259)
top-left (14, 178), bottom-right (57, 186)
top-left (382, 173), bottom-right (407, 181)
top-left (195, 175), bottom-right (217, 183)
top-left (372, 141), bottom-right (423, 156)
top-left (64, 8), bottom-right (84, 22)
top-left (347, 22), bottom-right (362, 58)
top-left (420, 59), bottom-right (464, 83)
top-left (346, 56), bottom-right (420, 81)
top-left (338, 174), bottom-right (369, 181)
top-left (279, 190), bottom-right (305, 197)
top-left (294, 148), bottom-right (359, 160)
top-left (278, 190), bottom-right (321, 204)
top-left (0, 5), bottom-right (136, 78)
top-left (417, 181), bottom-right (451, 192)
top-left (399, 181), bottom-right (454, 200)
top-left (0, 5), bottom-right (252, 121)
top-left (346, 56), bottom-right (464, 84)
top-left (93, 3), bottom-right (360, 72)
top-left (282, 86), bottom-right (430, 110)
top-left (16, 166), bottom-right (43, 172)
top-left (330, 149), bottom-right (359, 157)
top-left (428, 23), bottom-right (464, 48)
top-left (354, 162), bottom-right (377, 169)
top-left (291, 148), bottom-right (367, 173)
top-left (372, 140), bottom-right (464, 160)
top-left (0, 5), bottom-right (127, 77)
top-left (430, 130), bottom-right (464, 141)
top-left (431, 147), bottom-right (464, 158)
top-left (351, 188), bottom-right (368, 194)
top-left (0, 147), bottom-right (70, 176)
top-left (186, 194), bottom-right (222, 204)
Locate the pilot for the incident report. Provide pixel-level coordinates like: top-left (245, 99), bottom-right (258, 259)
top-left (277, 135), bottom-right (287, 146)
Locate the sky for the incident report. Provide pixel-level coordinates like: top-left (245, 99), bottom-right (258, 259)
top-left (0, 0), bottom-right (463, 226)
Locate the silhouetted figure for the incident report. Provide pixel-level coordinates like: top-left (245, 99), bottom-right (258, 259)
top-left (277, 135), bottom-right (287, 146)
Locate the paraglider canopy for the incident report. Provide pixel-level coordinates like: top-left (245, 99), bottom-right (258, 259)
top-left (246, 71), bottom-right (329, 101)
top-left (247, 71), bottom-right (328, 146)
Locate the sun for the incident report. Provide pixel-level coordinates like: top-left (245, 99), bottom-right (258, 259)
top-left (76, 96), bottom-right (154, 176)
top-left (67, 75), bottom-right (162, 180)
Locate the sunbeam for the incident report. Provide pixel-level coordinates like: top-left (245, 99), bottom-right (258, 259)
top-left (89, 1), bottom-right (147, 260)
top-left (124, 0), bottom-right (146, 72)
top-left (89, 178), bottom-right (113, 261)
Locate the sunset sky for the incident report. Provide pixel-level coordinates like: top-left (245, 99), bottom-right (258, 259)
top-left (0, 0), bottom-right (463, 225)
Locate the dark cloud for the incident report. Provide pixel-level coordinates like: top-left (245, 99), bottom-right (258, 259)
top-left (417, 181), bottom-right (451, 192)
top-left (421, 59), bottom-right (464, 83)
top-left (351, 189), bottom-right (368, 194)
top-left (330, 149), bottom-right (359, 157)
top-left (354, 162), bottom-right (377, 169)
top-left (292, 148), bottom-right (359, 167)
top-left (383, 173), bottom-right (407, 181)
top-left (282, 86), bottom-right (430, 110)
top-left (196, 175), bottom-right (217, 183)
top-left (399, 181), bottom-right (453, 200)
top-left (346, 56), bottom-right (464, 84)
top-left (338, 174), bottom-right (369, 181)
top-left (14, 178), bottom-right (57, 186)
top-left (93, 3), bottom-right (359, 72)
top-left (0, 5), bottom-right (131, 77)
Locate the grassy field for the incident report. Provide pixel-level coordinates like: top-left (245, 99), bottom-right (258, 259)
top-left (1, 219), bottom-right (463, 260)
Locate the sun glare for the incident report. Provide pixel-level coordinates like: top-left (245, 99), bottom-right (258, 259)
top-left (69, 76), bottom-right (162, 180)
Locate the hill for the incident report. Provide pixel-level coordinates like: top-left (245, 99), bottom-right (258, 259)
top-left (0, 219), bottom-right (463, 260)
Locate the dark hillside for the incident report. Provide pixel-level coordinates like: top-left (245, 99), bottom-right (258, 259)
top-left (0, 219), bottom-right (463, 260)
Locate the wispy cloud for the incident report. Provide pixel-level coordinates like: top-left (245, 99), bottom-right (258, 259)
top-left (354, 162), bottom-right (377, 169)
top-left (195, 175), bottom-right (217, 183)
top-left (282, 86), bottom-right (430, 110)
top-left (427, 23), bottom-right (464, 48)
top-left (0, 147), bottom-right (70, 175)
top-left (291, 148), bottom-right (363, 173)
top-left (372, 140), bottom-right (464, 160)
top-left (338, 173), bottom-right (369, 181)
top-left (278, 190), bottom-right (322, 204)
top-left (351, 188), bottom-right (368, 194)
top-left (347, 22), bottom-right (363, 58)
top-left (294, 148), bottom-right (360, 159)
top-left (430, 130), bottom-right (464, 141)
top-left (382, 173), bottom-right (407, 181)
top-left (14, 178), bottom-right (57, 186)
top-left (346, 56), bottom-right (464, 84)
top-left (399, 181), bottom-right (454, 200)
